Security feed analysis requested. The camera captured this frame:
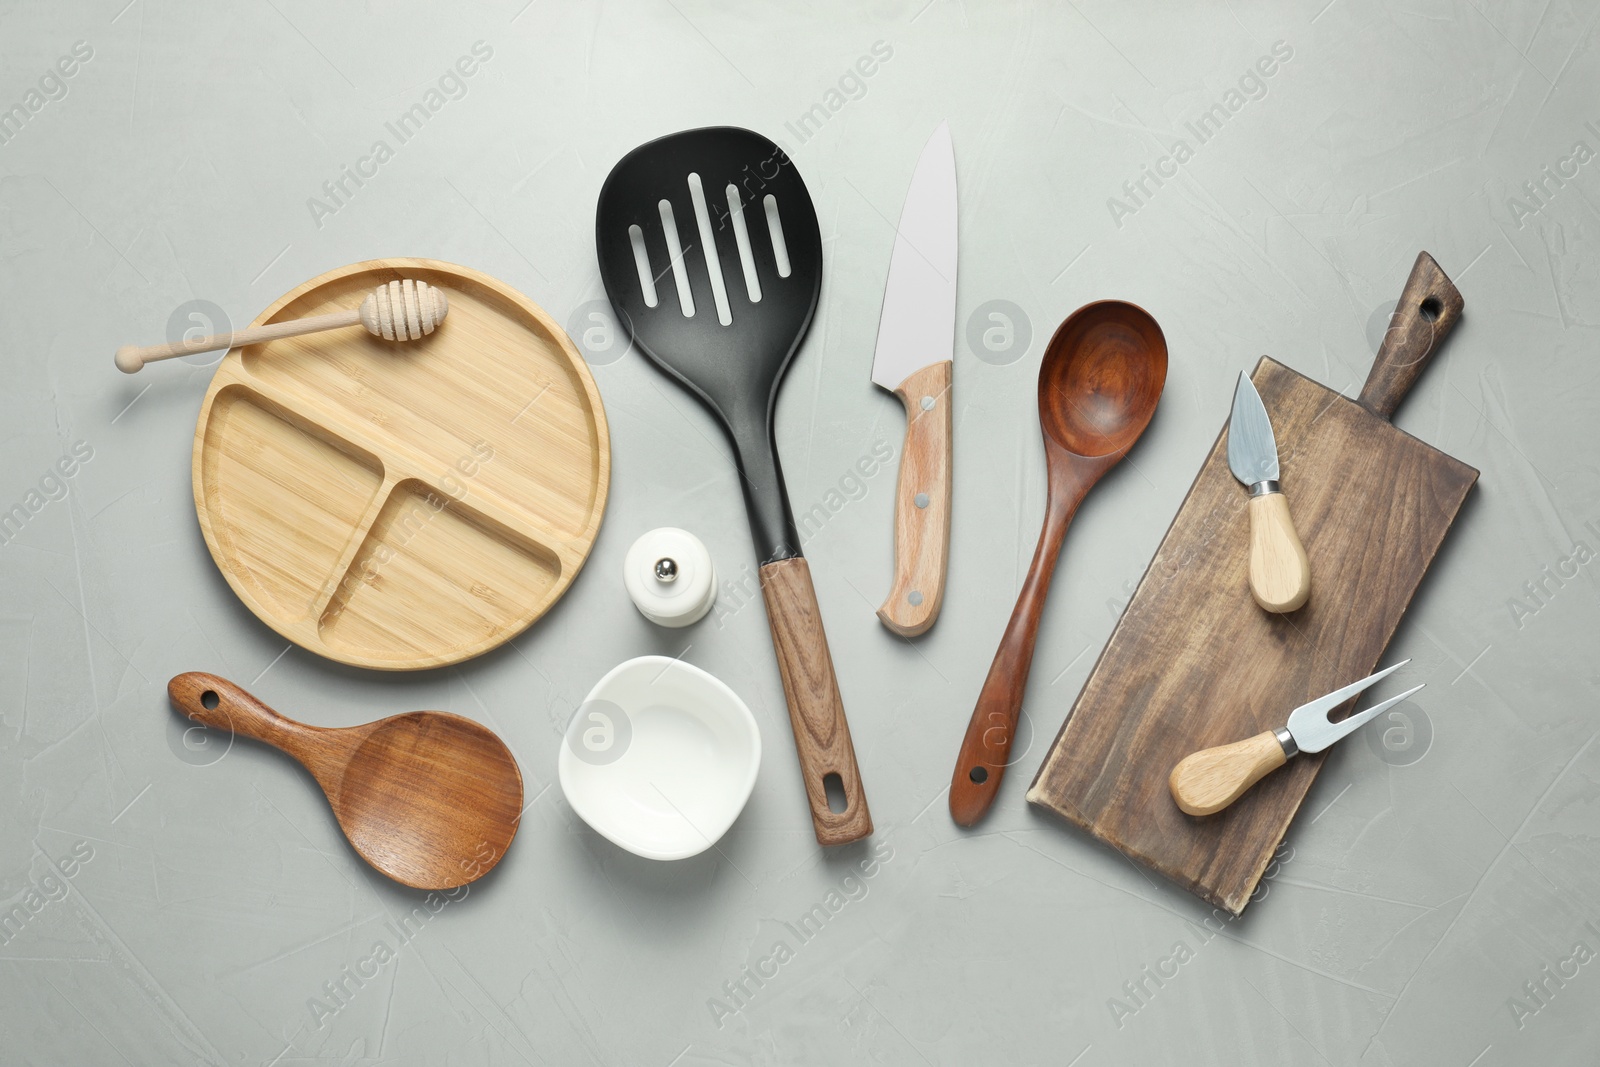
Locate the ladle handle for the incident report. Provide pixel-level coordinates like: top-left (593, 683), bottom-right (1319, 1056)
top-left (759, 557), bottom-right (873, 846)
top-left (1357, 252), bottom-right (1463, 419)
top-left (950, 456), bottom-right (1104, 826)
top-left (167, 673), bottom-right (339, 780)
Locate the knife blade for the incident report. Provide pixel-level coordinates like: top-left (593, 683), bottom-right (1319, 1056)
top-left (1228, 371), bottom-right (1310, 613)
top-left (872, 121), bottom-right (957, 637)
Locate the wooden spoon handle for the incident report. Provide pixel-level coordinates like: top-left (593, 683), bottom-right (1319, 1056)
top-left (949, 479), bottom-right (1083, 826)
top-left (877, 360), bottom-right (953, 637)
top-left (1357, 252), bottom-right (1463, 419)
top-left (758, 557), bottom-right (873, 846)
top-left (1246, 491), bottom-right (1310, 613)
top-left (167, 673), bottom-right (335, 776)
top-left (1168, 730), bottom-right (1289, 816)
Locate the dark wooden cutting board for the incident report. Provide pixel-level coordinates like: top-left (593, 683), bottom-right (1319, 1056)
top-left (1026, 253), bottom-right (1478, 914)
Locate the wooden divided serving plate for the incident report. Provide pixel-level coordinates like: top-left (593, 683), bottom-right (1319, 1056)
top-left (192, 259), bottom-right (609, 670)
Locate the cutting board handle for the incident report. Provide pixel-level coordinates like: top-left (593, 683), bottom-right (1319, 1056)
top-left (1358, 252), bottom-right (1464, 420)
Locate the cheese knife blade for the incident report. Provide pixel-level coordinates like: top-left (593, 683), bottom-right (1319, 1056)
top-left (1228, 371), bottom-right (1310, 612)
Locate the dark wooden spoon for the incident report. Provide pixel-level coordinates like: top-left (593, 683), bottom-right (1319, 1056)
top-left (949, 301), bottom-right (1167, 826)
top-left (169, 673), bottom-right (522, 888)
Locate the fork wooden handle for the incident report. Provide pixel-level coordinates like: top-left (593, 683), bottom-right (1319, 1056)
top-left (1169, 730), bottom-right (1288, 816)
top-left (759, 557), bottom-right (873, 846)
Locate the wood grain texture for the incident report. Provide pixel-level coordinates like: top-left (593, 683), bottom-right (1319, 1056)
top-left (1027, 264), bottom-right (1476, 913)
top-left (168, 673), bottom-right (522, 889)
top-left (950, 300), bottom-right (1167, 826)
top-left (759, 557), bottom-right (873, 845)
top-left (1169, 730), bottom-right (1288, 816)
top-left (948, 449), bottom-right (1116, 825)
top-left (1246, 492), bottom-right (1311, 612)
top-left (191, 259), bottom-right (609, 671)
top-left (1358, 253), bottom-right (1465, 418)
top-left (877, 359), bottom-right (952, 636)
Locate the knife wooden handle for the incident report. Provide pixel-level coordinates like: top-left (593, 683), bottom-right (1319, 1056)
top-left (1169, 730), bottom-right (1288, 816)
top-left (1358, 251), bottom-right (1464, 420)
top-left (1246, 491), bottom-right (1310, 613)
top-left (759, 557), bottom-right (873, 846)
top-left (878, 360), bottom-right (952, 636)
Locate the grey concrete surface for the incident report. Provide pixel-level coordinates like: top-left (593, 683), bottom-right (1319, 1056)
top-left (2, 1), bottom-right (1598, 1063)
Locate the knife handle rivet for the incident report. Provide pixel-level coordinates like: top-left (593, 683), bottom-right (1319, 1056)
top-left (914, 493), bottom-right (929, 509)
top-left (920, 395), bottom-right (936, 411)
top-left (908, 591), bottom-right (924, 606)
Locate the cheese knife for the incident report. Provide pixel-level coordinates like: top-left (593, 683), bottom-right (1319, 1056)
top-left (1229, 371), bottom-right (1310, 612)
top-left (1169, 660), bottom-right (1423, 815)
top-left (872, 121), bottom-right (957, 636)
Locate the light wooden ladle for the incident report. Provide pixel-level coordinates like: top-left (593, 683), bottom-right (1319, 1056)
top-left (115, 278), bottom-right (448, 373)
top-left (168, 673), bottom-right (521, 889)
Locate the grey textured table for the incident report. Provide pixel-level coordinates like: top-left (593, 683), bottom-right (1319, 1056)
top-left (3, 1), bottom-right (1598, 1064)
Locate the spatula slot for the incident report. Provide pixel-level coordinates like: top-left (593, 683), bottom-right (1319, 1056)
top-left (687, 173), bottom-right (733, 326)
top-left (627, 224), bottom-right (659, 308)
top-left (726, 183), bottom-right (763, 303)
top-left (657, 199), bottom-right (696, 317)
top-left (763, 194), bottom-right (792, 278)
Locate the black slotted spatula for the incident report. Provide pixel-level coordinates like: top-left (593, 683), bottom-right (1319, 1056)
top-left (596, 127), bottom-right (872, 846)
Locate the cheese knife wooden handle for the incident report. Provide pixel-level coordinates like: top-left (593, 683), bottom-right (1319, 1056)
top-left (877, 360), bottom-right (953, 636)
top-left (760, 557), bottom-right (873, 846)
top-left (1246, 492), bottom-right (1310, 612)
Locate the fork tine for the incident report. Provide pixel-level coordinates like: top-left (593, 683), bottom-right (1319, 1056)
top-left (1291, 659), bottom-right (1409, 722)
top-left (1301, 683), bottom-right (1426, 753)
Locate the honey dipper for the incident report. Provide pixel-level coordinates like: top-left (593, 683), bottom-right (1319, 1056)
top-left (114, 278), bottom-right (449, 373)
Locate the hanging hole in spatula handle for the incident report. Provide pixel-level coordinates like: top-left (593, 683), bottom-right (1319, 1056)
top-left (166, 672), bottom-right (320, 756)
top-left (758, 557), bottom-right (873, 845)
top-left (1358, 251), bottom-right (1464, 420)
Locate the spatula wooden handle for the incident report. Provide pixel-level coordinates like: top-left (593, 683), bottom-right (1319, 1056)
top-left (1358, 252), bottom-right (1463, 419)
top-left (878, 360), bottom-right (953, 637)
top-left (1169, 730), bottom-right (1288, 816)
top-left (759, 557), bottom-right (873, 846)
top-left (1246, 491), bottom-right (1310, 612)
top-left (167, 673), bottom-right (339, 779)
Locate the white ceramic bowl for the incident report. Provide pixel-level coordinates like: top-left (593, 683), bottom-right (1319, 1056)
top-left (559, 656), bottom-right (761, 860)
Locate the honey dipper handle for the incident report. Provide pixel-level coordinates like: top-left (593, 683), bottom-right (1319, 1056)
top-left (115, 308), bottom-right (360, 372)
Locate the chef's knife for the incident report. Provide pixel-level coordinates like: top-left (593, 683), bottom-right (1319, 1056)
top-left (872, 121), bottom-right (957, 636)
top-left (1228, 371), bottom-right (1310, 612)
top-left (1169, 660), bottom-right (1423, 815)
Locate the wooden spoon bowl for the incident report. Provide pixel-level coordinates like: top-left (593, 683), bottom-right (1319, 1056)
top-left (950, 301), bottom-right (1167, 825)
top-left (168, 673), bottom-right (522, 889)
top-left (1040, 301), bottom-right (1169, 456)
